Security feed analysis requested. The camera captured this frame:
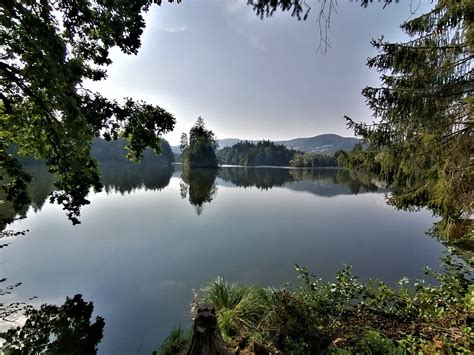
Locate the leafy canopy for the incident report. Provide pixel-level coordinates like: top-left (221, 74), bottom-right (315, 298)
top-left (0, 0), bottom-right (180, 224)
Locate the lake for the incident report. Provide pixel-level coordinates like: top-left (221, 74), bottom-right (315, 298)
top-left (1, 163), bottom-right (446, 354)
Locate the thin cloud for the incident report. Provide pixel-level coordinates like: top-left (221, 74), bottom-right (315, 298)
top-left (157, 25), bottom-right (188, 33)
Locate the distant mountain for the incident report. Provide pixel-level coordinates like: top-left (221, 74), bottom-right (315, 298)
top-left (171, 134), bottom-right (361, 154)
top-left (217, 138), bottom-right (242, 149)
top-left (276, 134), bottom-right (361, 153)
top-left (171, 138), bottom-right (241, 153)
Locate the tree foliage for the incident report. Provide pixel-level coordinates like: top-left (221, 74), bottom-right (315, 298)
top-left (0, 0), bottom-right (180, 224)
top-left (181, 117), bottom-right (218, 168)
top-left (342, 0), bottom-right (473, 240)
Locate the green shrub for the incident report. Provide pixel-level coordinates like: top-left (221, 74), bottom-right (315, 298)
top-left (330, 331), bottom-right (405, 354)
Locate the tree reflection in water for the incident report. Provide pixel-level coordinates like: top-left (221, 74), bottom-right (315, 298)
top-left (2, 164), bottom-right (384, 222)
top-left (180, 167), bottom-right (218, 215)
top-left (1, 295), bottom-right (104, 354)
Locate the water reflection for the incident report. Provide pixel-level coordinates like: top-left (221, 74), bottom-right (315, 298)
top-left (286, 169), bottom-right (384, 197)
top-left (0, 164), bottom-right (54, 229)
top-left (1, 164), bottom-right (387, 222)
top-left (1, 294), bottom-right (104, 354)
top-left (218, 166), bottom-right (291, 189)
top-left (100, 163), bottom-right (173, 195)
top-left (177, 166), bottom-right (386, 215)
top-left (180, 167), bottom-right (218, 215)
top-left (0, 163), bottom-right (174, 226)
top-left (1, 164), bottom-right (444, 354)
top-left (217, 166), bottom-right (384, 195)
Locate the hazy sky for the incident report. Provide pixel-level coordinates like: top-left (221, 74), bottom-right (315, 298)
top-left (88, 0), bottom-right (431, 145)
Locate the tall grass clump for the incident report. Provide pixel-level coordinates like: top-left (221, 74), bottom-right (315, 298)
top-left (200, 276), bottom-right (272, 339)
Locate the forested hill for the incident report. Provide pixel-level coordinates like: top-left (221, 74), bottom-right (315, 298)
top-left (172, 134), bottom-right (360, 154)
top-left (275, 134), bottom-right (360, 153)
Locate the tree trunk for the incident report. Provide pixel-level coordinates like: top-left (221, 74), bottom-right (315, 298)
top-left (187, 307), bottom-right (230, 355)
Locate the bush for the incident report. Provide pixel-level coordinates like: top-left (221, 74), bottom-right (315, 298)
top-left (160, 255), bottom-right (473, 354)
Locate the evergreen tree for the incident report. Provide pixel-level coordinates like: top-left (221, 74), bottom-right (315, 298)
top-left (182, 117), bottom-right (218, 168)
top-left (344, 0), bottom-right (473, 239)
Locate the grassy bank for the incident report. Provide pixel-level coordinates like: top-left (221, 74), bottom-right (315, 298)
top-left (157, 256), bottom-right (473, 354)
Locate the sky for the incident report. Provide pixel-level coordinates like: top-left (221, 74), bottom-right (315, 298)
top-left (87, 0), bottom-right (432, 145)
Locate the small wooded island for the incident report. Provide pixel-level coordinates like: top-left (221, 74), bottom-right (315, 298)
top-left (177, 117), bottom-right (341, 169)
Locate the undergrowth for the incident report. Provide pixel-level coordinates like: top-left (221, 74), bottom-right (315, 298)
top-left (158, 255), bottom-right (473, 354)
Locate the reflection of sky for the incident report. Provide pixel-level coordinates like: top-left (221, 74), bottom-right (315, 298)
top-left (3, 175), bottom-right (444, 354)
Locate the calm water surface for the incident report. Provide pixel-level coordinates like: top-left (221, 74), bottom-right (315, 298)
top-left (1, 164), bottom-right (446, 354)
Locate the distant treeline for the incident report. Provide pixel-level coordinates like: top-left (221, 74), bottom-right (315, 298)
top-left (290, 152), bottom-right (338, 167)
top-left (217, 140), bottom-right (339, 167)
top-left (92, 138), bottom-right (174, 164)
top-left (12, 138), bottom-right (175, 165)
